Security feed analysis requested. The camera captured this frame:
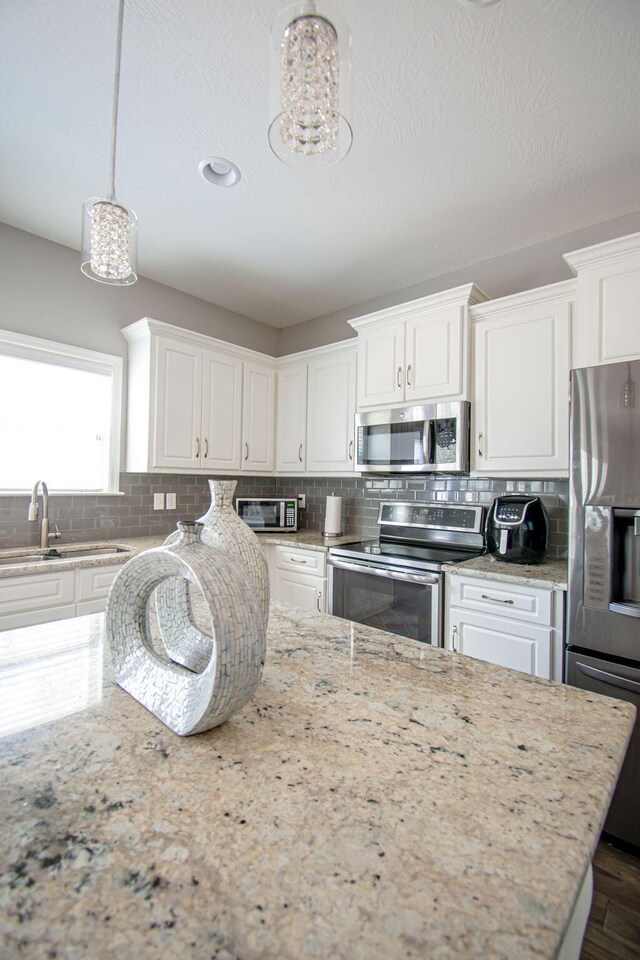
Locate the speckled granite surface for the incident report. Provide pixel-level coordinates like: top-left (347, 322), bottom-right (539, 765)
top-left (452, 554), bottom-right (568, 590)
top-left (0, 531), bottom-right (357, 579)
top-left (0, 603), bottom-right (634, 960)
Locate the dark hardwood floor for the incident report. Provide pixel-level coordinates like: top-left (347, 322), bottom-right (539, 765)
top-left (580, 837), bottom-right (640, 959)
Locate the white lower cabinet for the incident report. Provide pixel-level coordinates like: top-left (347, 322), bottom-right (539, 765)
top-left (0, 563), bottom-right (123, 629)
top-left (445, 573), bottom-right (564, 681)
top-left (262, 543), bottom-right (327, 614)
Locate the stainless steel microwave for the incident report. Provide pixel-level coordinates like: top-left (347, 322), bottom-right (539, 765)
top-left (236, 497), bottom-right (298, 531)
top-left (355, 401), bottom-right (470, 474)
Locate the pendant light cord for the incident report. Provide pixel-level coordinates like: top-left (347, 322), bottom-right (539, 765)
top-left (107, 0), bottom-right (126, 199)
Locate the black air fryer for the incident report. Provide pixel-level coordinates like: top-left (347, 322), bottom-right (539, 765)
top-left (485, 495), bottom-right (548, 565)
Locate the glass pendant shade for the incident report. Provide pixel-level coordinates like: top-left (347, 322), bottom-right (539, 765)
top-left (268, 1), bottom-right (352, 168)
top-left (81, 197), bottom-right (138, 285)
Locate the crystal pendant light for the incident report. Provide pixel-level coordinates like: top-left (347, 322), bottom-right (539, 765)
top-left (81, 0), bottom-right (137, 285)
top-left (268, 1), bottom-right (353, 168)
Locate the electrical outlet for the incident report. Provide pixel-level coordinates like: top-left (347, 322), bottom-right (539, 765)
top-left (166, 493), bottom-right (177, 510)
top-left (298, 494), bottom-right (306, 509)
top-left (153, 493), bottom-right (165, 510)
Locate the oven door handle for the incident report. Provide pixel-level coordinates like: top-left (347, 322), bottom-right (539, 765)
top-left (328, 557), bottom-right (440, 585)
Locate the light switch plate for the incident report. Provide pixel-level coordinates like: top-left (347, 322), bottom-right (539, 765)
top-left (166, 493), bottom-right (177, 510)
top-left (153, 493), bottom-right (165, 510)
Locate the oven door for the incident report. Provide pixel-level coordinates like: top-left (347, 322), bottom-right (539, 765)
top-left (328, 558), bottom-right (442, 646)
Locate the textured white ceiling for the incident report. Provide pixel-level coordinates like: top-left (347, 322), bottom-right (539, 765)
top-left (1, 0), bottom-right (639, 327)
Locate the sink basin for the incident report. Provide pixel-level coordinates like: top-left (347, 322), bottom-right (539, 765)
top-left (0, 545), bottom-right (133, 569)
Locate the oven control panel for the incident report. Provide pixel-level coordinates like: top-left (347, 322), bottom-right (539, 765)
top-left (378, 502), bottom-right (484, 533)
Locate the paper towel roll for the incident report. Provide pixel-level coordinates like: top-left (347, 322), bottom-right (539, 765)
top-left (323, 494), bottom-right (343, 537)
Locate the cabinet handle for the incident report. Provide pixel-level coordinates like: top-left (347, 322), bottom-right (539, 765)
top-left (452, 624), bottom-right (458, 652)
top-left (397, 366), bottom-right (402, 388)
top-left (406, 364), bottom-right (412, 388)
top-left (245, 442), bottom-right (249, 461)
top-left (316, 590), bottom-right (322, 612)
top-left (478, 432), bottom-right (483, 458)
top-left (195, 437), bottom-right (200, 458)
top-left (348, 439), bottom-right (354, 460)
top-left (298, 443), bottom-right (303, 463)
top-left (481, 593), bottom-right (515, 605)
top-left (204, 438), bottom-right (209, 458)
top-left (290, 557), bottom-right (308, 565)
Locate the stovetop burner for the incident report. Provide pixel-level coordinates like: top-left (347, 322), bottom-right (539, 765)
top-left (331, 538), bottom-right (485, 573)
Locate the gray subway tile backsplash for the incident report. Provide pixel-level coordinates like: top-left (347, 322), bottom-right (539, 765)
top-left (0, 472), bottom-right (569, 559)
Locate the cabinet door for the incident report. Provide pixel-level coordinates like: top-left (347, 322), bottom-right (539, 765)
top-left (357, 322), bottom-right (405, 408)
top-left (276, 364), bottom-right (308, 473)
top-left (448, 607), bottom-right (552, 679)
top-left (242, 361), bottom-right (275, 472)
top-left (153, 337), bottom-right (203, 469)
top-left (274, 569), bottom-right (326, 614)
top-left (405, 305), bottom-right (464, 402)
top-left (307, 349), bottom-right (357, 472)
top-left (473, 299), bottom-right (571, 475)
top-left (202, 349), bottom-right (243, 471)
top-left (582, 255), bottom-right (640, 365)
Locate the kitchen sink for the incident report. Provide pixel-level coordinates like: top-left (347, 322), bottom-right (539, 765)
top-left (0, 545), bottom-right (133, 569)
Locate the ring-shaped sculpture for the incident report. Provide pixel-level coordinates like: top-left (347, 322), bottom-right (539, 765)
top-left (106, 522), bottom-right (266, 736)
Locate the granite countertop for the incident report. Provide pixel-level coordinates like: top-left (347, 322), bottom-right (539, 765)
top-left (451, 554), bottom-right (569, 591)
top-left (0, 603), bottom-right (634, 960)
top-left (0, 531), bottom-right (357, 579)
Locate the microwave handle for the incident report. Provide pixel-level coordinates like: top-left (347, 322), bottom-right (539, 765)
top-left (279, 502), bottom-right (285, 527)
top-left (423, 419), bottom-right (435, 464)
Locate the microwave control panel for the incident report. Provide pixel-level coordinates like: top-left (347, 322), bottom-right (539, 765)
top-left (284, 502), bottom-right (297, 527)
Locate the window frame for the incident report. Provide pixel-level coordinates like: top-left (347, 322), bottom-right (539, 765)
top-left (0, 327), bottom-right (123, 495)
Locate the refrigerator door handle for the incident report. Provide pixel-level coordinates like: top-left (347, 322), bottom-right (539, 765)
top-left (577, 661), bottom-right (640, 695)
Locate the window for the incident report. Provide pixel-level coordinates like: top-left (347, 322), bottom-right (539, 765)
top-left (0, 328), bottom-right (122, 493)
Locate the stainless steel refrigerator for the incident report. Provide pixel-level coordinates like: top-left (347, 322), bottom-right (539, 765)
top-left (566, 359), bottom-right (640, 848)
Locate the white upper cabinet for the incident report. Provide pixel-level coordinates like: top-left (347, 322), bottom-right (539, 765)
top-left (564, 232), bottom-right (640, 368)
top-left (202, 350), bottom-right (243, 471)
top-left (154, 337), bottom-right (203, 470)
top-left (276, 363), bottom-right (308, 473)
top-left (122, 318), bottom-right (274, 474)
top-left (242, 361), bottom-right (275, 472)
top-left (350, 284), bottom-right (488, 410)
top-left (306, 346), bottom-right (357, 473)
top-left (470, 280), bottom-right (575, 477)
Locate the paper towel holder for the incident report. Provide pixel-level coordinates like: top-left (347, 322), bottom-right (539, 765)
top-left (322, 492), bottom-right (344, 538)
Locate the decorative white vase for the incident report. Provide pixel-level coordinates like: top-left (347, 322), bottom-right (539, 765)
top-left (158, 480), bottom-right (269, 669)
top-left (107, 521), bottom-right (266, 736)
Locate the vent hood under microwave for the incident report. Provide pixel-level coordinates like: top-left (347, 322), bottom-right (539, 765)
top-left (355, 401), bottom-right (470, 474)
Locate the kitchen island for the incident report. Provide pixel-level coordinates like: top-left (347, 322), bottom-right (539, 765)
top-left (0, 602), bottom-right (634, 960)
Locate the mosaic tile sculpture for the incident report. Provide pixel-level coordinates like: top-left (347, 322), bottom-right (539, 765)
top-left (158, 479), bottom-right (269, 672)
top-left (106, 521), bottom-right (266, 736)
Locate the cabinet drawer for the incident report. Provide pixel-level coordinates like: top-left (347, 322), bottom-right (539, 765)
top-left (275, 546), bottom-right (326, 577)
top-left (0, 604), bottom-right (77, 631)
top-left (449, 575), bottom-right (552, 626)
top-left (0, 570), bottom-right (75, 616)
top-left (77, 564), bottom-right (122, 602)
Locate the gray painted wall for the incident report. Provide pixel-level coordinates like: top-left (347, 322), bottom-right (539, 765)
top-left (276, 210), bottom-right (640, 355)
top-left (0, 222), bottom-right (279, 358)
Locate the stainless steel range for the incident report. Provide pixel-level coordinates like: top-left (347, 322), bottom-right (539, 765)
top-left (328, 501), bottom-right (485, 646)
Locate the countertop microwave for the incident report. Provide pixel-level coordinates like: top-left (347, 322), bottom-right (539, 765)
top-left (236, 497), bottom-right (298, 531)
top-left (355, 401), bottom-right (470, 474)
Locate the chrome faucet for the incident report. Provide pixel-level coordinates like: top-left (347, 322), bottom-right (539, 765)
top-left (27, 480), bottom-right (60, 549)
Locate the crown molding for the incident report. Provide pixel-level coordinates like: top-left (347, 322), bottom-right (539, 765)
top-left (563, 231), bottom-right (640, 273)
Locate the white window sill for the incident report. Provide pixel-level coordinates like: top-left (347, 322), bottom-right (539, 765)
top-left (0, 491), bottom-right (125, 497)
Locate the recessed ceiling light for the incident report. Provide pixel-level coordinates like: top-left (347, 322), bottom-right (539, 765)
top-left (198, 157), bottom-right (241, 187)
